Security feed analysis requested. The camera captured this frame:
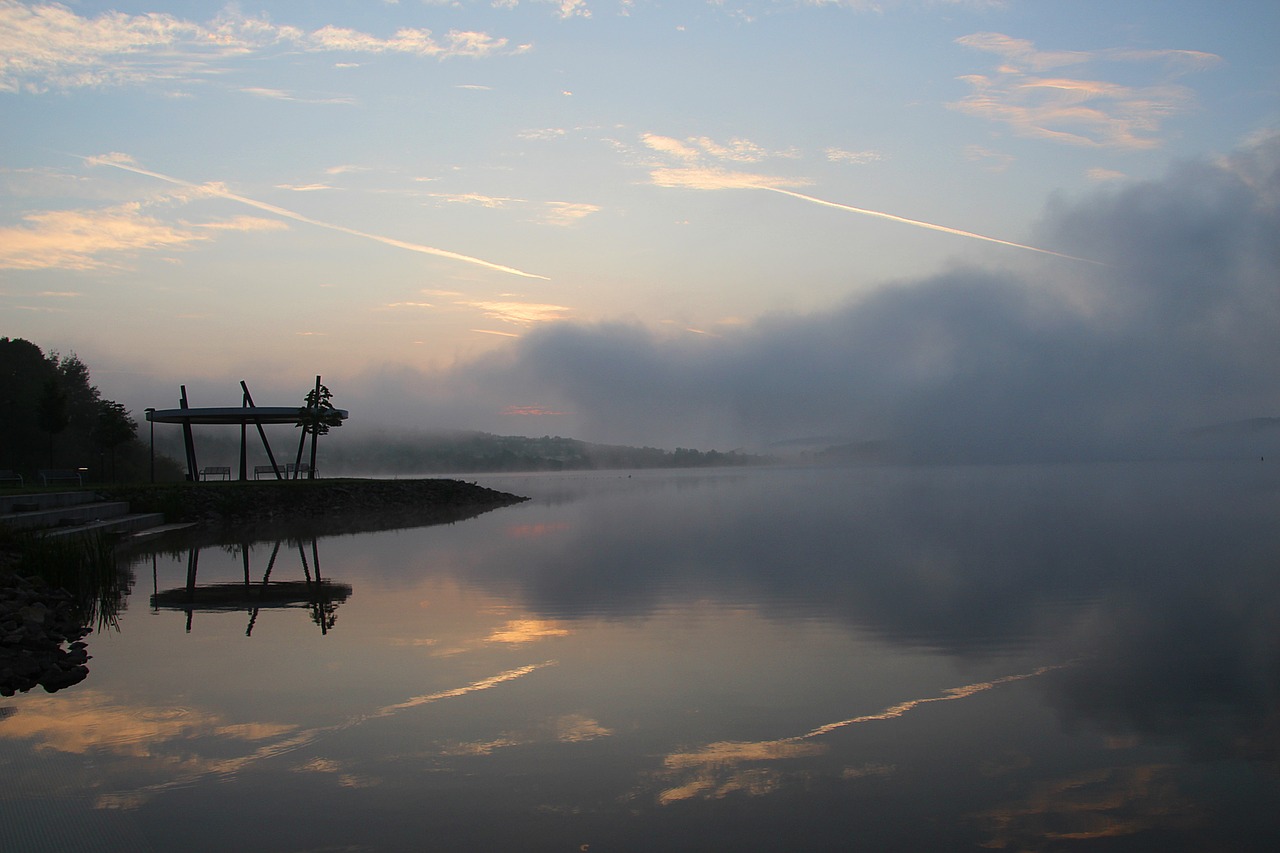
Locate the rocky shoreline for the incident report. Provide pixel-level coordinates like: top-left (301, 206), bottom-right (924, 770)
top-left (0, 571), bottom-right (91, 696)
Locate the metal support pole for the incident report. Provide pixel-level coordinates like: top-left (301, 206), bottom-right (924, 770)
top-left (308, 375), bottom-right (321, 479)
top-left (145, 408), bottom-right (155, 483)
top-left (179, 386), bottom-right (198, 482)
top-left (241, 381), bottom-right (283, 479)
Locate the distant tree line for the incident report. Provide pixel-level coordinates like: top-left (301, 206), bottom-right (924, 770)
top-left (0, 338), bottom-right (180, 484)
top-left (156, 427), bottom-right (771, 475)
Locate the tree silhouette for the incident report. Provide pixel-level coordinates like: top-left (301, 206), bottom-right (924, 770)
top-left (37, 378), bottom-right (69, 468)
top-left (294, 379), bottom-right (342, 479)
top-left (93, 400), bottom-right (137, 482)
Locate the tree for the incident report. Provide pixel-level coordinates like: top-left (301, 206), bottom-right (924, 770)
top-left (2, 338), bottom-right (176, 482)
top-left (37, 378), bottom-right (69, 468)
top-left (93, 400), bottom-right (137, 482)
top-left (294, 379), bottom-right (342, 479)
top-left (0, 337), bottom-right (53, 473)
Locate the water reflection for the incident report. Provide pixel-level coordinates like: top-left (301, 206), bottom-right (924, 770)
top-left (148, 540), bottom-right (352, 635)
top-left (0, 464), bottom-right (1277, 851)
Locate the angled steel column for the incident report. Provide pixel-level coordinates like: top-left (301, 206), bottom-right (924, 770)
top-left (179, 386), bottom-right (198, 482)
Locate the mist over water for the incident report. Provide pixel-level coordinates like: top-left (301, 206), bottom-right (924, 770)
top-left (324, 133), bottom-right (1280, 461)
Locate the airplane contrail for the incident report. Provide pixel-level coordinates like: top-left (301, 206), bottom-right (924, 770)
top-left (760, 186), bottom-right (1103, 265)
top-left (82, 154), bottom-right (550, 280)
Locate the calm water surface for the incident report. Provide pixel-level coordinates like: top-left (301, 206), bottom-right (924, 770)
top-left (3, 464), bottom-right (1279, 851)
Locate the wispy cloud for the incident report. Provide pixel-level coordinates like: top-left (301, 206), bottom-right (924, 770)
top-left (86, 153), bottom-right (549, 279)
top-left (473, 328), bottom-right (522, 337)
top-left (425, 191), bottom-right (600, 226)
top-left (643, 133), bottom-right (1096, 262)
top-left (963, 145), bottom-right (1014, 172)
top-left (0, 2), bottom-right (528, 93)
top-left (0, 202), bottom-right (275, 270)
top-left (458, 300), bottom-right (572, 324)
top-left (275, 183), bottom-right (337, 192)
top-left (428, 191), bottom-right (526, 208)
top-left (192, 216), bottom-right (290, 232)
top-left (642, 133), bottom-right (793, 165)
top-left (649, 166), bottom-right (804, 191)
top-left (765, 186), bottom-right (1098, 263)
top-left (952, 32), bottom-right (1221, 149)
top-left (1086, 167), bottom-right (1127, 183)
top-left (518, 128), bottom-right (568, 141)
top-left (240, 87), bottom-right (355, 105)
top-left (826, 147), bottom-right (883, 165)
top-left (540, 201), bottom-right (600, 226)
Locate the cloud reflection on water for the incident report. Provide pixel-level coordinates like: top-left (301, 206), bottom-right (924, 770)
top-left (656, 664), bottom-right (1067, 805)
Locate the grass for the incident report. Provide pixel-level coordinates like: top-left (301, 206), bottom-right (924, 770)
top-left (2, 529), bottom-right (129, 632)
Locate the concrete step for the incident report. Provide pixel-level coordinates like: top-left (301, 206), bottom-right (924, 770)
top-left (0, 491), bottom-right (98, 515)
top-left (0, 501), bottom-right (134, 532)
top-left (41, 512), bottom-right (169, 540)
top-left (129, 522), bottom-right (198, 541)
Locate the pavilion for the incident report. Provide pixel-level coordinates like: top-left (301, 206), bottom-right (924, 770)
top-left (146, 377), bottom-right (348, 482)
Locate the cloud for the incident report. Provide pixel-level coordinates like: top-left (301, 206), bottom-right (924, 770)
top-left (641, 132), bottom-right (794, 165)
top-left (963, 145), bottom-right (1014, 172)
top-left (427, 191), bottom-right (526, 208)
top-left (457, 300), bottom-right (572, 325)
top-left (1086, 167), bottom-right (1127, 183)
top-left (640, 130), bottom-right (1087, 259)
top-left (643, 132), bottom-right (1091, 261)
top-left (951, 32), bottom-right (1222, 149)
top-left (649, 166), bottom-right (804, 191)
top-left (826, 147), bottom-right (883, 165)
top-left (0, 2), bottom-right (527, 93)
top-left (552, 0), bottom-right (593, 19)
top-left (192, 215), bottom-right (290, 232)
top-left (87, 153), bottom-right (549, 279)
top-left (354, 133), bottom-right (1280, 460)
top-left (518, 127), bottom-right (568, 141)
top-left (240, 87), bottom-right (356, 105)
top-left (0, 202), bottom-right (281, 270)
top-left (540, 201), bottom-right (600, 226)
top-left (762, 186), bottom-right (1096, 262)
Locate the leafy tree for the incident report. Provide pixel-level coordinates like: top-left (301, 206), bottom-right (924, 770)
top-left (93, 400), bottom-right (137, 482)
top-left (37, 377), bottom-right (69, 468)
top-left (1, 337), bottom-right (178, 482)
top-left (294, 381), bottom-right (342, 479)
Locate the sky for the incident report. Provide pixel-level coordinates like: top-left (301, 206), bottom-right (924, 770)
top-left (2, 0), bottom-right (1279, 458)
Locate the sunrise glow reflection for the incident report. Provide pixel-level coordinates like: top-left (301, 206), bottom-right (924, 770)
top-left (2, 465), bottom-right (1278, 850)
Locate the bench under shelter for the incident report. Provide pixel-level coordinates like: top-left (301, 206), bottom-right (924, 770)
top-left (146, 378), bottom-right (347, 482)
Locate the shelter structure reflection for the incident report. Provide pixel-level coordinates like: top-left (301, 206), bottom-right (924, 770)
top-left (149, 539), bottom-right (351, 635)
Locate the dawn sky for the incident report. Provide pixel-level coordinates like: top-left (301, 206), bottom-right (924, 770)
top-left (3, 1), bottom-right (1279, 456)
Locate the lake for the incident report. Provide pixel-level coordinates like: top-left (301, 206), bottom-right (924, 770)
top-left (3, 463), bottom-right (1279, 851)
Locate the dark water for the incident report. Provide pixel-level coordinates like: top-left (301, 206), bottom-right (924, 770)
top-left (2, 463), bottom-right (1279, 851)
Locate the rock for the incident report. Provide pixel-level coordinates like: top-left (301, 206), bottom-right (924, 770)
top-left (0, 571), bottom-right (93, 696)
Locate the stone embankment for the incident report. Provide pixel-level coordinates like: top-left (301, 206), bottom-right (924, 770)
top-left (97, 477), bottom-right (528, 538)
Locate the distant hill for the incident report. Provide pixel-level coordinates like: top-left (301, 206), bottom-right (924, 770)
top-left (155, 428), bottom-right (773, 476)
